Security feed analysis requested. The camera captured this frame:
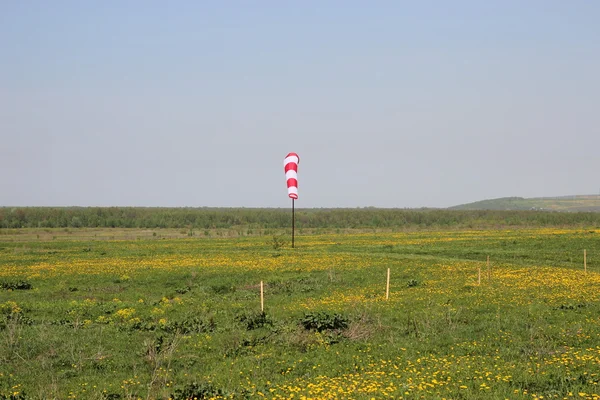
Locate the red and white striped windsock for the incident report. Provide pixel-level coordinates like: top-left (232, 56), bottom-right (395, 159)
top-left (283, 152), bottom-right (300, 200)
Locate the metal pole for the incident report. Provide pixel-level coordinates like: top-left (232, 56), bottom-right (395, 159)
top-left (292, 198), bottom-right (295, 248)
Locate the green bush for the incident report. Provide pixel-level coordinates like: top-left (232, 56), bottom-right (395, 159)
top-left (162, 316), bottom-right (216, 334)
top-left (236, 311), bottom-right (272, 330)
top-left (210, 284), bottom-right (235, 294)
top-left (272, 234), bottom-right (286, 250)
top-left (171, 382), bottom-right (223, 400)
top-left (301, 311), bottom-right (348, 332)
top-left (0, 280), bottom-right (33, 290)
top-left (407, 279), bottom-right (419, 287)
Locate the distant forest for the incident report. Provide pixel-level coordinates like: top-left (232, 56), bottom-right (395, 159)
top-left (1, 207), bottom-right (600, 230)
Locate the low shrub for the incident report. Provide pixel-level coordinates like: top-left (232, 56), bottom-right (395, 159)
top-left (162, 316), bottom-right (216, 334)
top-left (171, 382), bottom-right (224, 400)
top-left (0, 280), bottom-right (33, 290)
top-left (301, 311), bottom-right (348, 332)
top-left (236, 311), bottom-right (272, 330)
top-left (210, 284), bottom-right (235, 294)
top-left (407, 279), bottom-right (419, 287)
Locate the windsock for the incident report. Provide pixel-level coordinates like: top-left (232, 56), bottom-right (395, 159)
top-left (283, 152), bottom-right (300, 199)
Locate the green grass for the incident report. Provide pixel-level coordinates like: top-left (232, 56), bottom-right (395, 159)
top-left (450, 195), bottom-right (600, 212)
top-left (1, 228), bottom-right (600, 399)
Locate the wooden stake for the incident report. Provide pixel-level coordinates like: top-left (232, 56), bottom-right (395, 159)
top-left (260, 281), bottom-right (264, 312)
top-left (584, 249), bottom-right (587, 274)
top-left (478, 265), bottom-right (481, 285)
top-left (487, 255), bottom-right (490, 280)
top-left (386, 268), bottom-right (390, 300)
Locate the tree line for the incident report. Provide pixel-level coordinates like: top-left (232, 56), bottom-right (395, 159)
top-left (1, 207), bottom-right (599, 230)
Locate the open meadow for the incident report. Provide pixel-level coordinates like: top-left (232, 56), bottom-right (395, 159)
top-left (1, 227), bottom-right (600, 399)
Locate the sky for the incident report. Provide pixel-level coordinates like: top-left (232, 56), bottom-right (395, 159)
top-left (1, 1), bottom-right (599, 208)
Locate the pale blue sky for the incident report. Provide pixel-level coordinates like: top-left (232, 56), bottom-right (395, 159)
top-left (1, 1), bottom-right (599, 208)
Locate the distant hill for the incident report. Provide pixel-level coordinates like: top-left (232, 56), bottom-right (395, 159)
top-left (449, 195), bottom-right (600, 212)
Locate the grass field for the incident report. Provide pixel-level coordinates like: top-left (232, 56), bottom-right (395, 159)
top-left (1, 228), bottom-right (600, 399)
top-left (450, 195), bottom-right (600, 212)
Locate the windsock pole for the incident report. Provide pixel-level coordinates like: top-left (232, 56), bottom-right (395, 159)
top-left (292, 198), bottom-right (295, 248)
top-left (283, 152), bottom-right (299, 248)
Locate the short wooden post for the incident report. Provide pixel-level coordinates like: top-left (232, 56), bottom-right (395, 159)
top-left (584, 249), bottom-right (587, 274)
top-left (260, 281), bottom-right (264, 312)
top-left (386, 268), bottom-right (390, 300)
top-left (478, 265), bottom-right (481, 285)
top-left (487, 256), bottom-right (491, 280)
